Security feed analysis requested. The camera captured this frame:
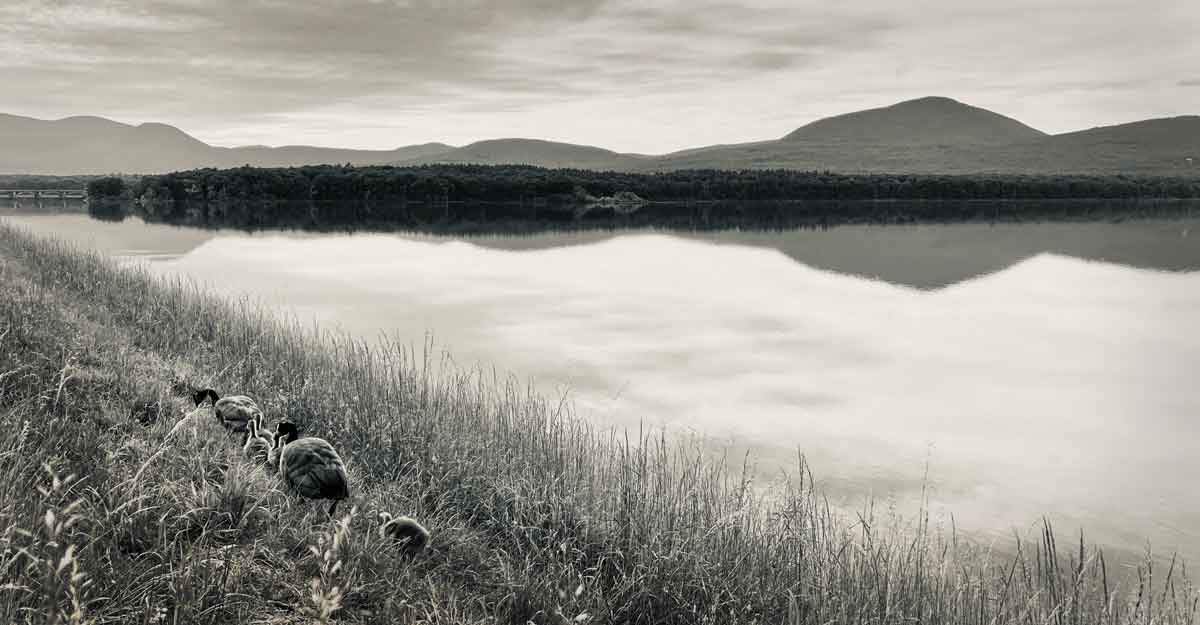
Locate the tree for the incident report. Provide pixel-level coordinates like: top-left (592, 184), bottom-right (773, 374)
top-left (86, 177), bottom-right (127, 199)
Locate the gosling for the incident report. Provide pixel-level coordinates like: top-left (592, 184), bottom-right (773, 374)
top-left (377, 512), bottom-right (430, 554)
top-left (241, 414), bottom-right (273, 466)
top-left (273, 422), bottom-right (350, 516)
top-left (193, 388), bottom-right (262, 437)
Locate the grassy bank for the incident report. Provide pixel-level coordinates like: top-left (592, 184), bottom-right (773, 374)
top-left (0, 222), bottom-right (1195, 624)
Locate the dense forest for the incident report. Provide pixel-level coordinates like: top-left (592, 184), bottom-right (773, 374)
top-left (105, 164), bottom-right (1200, 205)
top-left (0, 174), bottom-right (103, 189)
top-left (74, 165), bottom-right (1200, 231)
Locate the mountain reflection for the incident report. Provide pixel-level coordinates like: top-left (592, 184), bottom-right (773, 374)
top-left (5, 198), bottom-right (1194, 288)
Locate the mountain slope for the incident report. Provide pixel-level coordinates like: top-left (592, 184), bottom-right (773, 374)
top-left (0, 114), bottom-right (455, 174)
top-left (932, 116), bottom-right (1200, 176)
top-left (397, 138), bottom-right (648, 170)
top-left (0, 114), bottom-right (200, 174)
top-left (1037, 116), bottom-right (1200, 169)
top-left (782, 96), bottom-right (1046, 145)
top-left (222, 142), bottom-right (454, 168)
top-left (654, 103), bottom-right (1198, 175)
top-left (1053, 116), bottom-right (1200, 148)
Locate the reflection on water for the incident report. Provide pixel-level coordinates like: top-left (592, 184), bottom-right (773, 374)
top-left (4, 209), bottom-right (1200, 564)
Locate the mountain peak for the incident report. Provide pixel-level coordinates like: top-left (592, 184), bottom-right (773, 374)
top-left (463, 138), bottom-right (618, 154)
top-left (54, 115), bottom-right (135, 130)
top-left (404, 137), bottom-right (646, 170)
top-left (783, 96), bottom-right (1047, 145)
top-left (895, 95), bottom-right (966, 106)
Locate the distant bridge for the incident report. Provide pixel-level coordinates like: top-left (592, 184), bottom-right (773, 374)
top-left (0, 189), bottom-right (87, 199)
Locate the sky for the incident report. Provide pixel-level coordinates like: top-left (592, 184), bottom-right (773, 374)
top-left (0, 0), bottom-right (1197, 154)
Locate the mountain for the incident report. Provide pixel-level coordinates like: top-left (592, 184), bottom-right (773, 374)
top-left (395, 138), bottom-right (648, 171)
top-left (782, 96), bottom-right (1046, 145)
top-left (395, 98), bottom-right (1195, 175)
top-left (0, 113), bottom-right (456, 174)
top-left (1018, 116), bottom-right (1200, 174)
top-left (2, 98), bottom-right (1198, 176)
top-left (0, 114), bottom-right (205, 174)
top-left (468, 223), bottom-right (1200, 289)
top-left (224, 142), bottom-right (454, 168)
top-left (652, 99), bottom-right (1199, 175)
top-left (389, 98), bottom-right (1057, 172)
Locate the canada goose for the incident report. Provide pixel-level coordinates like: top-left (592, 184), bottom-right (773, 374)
top-left (268, 424), bottom-right (285, 469)
top-left (273, 422), bottom-right (350, 516)
top-left (193, 388), bottom-right (262, 436)
top-left (377, 512), bottom-right (430, 553)
top-left (242, 414), bottom-right (273, 465)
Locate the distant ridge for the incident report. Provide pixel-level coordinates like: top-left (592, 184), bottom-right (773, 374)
top-left (225, 142), bottom-right (455, 169)
top-left (0, 113), bottom-right (457, 174)
top-left (1, 98), bottom-right (1198, 176)
top-left (1045, 116), bottom-right (1200, 152)
top-left (396, 138), bottom-right (650, 170)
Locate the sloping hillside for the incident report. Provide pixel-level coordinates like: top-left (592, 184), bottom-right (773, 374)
top-left (653, 107), bottom-right (1199, 175)
top-left (782, 96), bottom-right (1046, 145)
top-left (397, 138), bottom-right (647, 171)
top-left (223, 142), bottom-right (454, 168)
top-left (0, 114), bottom-right (212, 173)
top-left (0, 113), bottom-right (455, 174)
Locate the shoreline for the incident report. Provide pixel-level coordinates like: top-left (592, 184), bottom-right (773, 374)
top-left (92, 196), bottom-right (1200, 236)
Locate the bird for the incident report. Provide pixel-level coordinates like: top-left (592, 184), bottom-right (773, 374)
top-left (377, 512), bottom-right (431, 554)
top-left (273, 421), bottom-right (350, 516)
top-left (268, 423), bottom-right (286, 469)
top-left (241, 414), bottom-right (273, 466)
top-left (193, 388), bottom-right (262, 438)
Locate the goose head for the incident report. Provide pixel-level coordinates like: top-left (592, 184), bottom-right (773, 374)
top-left (192, 388), bottom-right (219, 407)
top-left (275, 420), bottom-right (300, 445)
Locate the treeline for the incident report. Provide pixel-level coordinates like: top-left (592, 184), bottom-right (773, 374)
top-left (76, 165), bottom-right (1200, 231)
top-left (110, 164), bottom-right (1200, 207)
top-left (86, 176), bottom-right (131, 198)
top-left (0, 174), bottom-right (100, 189)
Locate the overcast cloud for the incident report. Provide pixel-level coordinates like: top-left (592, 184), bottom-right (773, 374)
top-left (0, 0), bottom-right (1196, 152)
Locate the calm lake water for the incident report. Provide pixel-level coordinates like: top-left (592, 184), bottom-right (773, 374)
top-left (4, 204), bottom-right (1200, 563)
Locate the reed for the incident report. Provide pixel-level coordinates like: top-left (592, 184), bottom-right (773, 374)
top-left (0, 221), bottom-right (1194, 624)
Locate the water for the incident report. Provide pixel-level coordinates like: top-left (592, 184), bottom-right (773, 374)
top-left (4, 204), bottom-right (1200, 563)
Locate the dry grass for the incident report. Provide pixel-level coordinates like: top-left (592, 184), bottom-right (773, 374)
top-left (0, 221), bottom-right (1195, 624)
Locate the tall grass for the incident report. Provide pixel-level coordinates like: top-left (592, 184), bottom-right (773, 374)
top-left (0, 221), bottom-right (1195, 624)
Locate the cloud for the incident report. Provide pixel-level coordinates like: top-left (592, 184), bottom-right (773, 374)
top-left (0, 0), bottom-right (1196, 152)
top-left (0, 0), bottom-right (610, 116)
top-left (734, 51), bottom-right (810, 71)
top-left (0, 1), bottom-right (894, 114)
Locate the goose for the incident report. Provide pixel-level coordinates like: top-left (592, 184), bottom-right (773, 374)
top-left (377, 512), bottom-right (430, 554)
top-left (273, 422), bottom-right (350, 516)
top-left (241, 414), bottom-right (273, 466)
top-left (193, 388), bottom-right (262, 437)
top-left (268, 421), bottom-right (286, 469)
